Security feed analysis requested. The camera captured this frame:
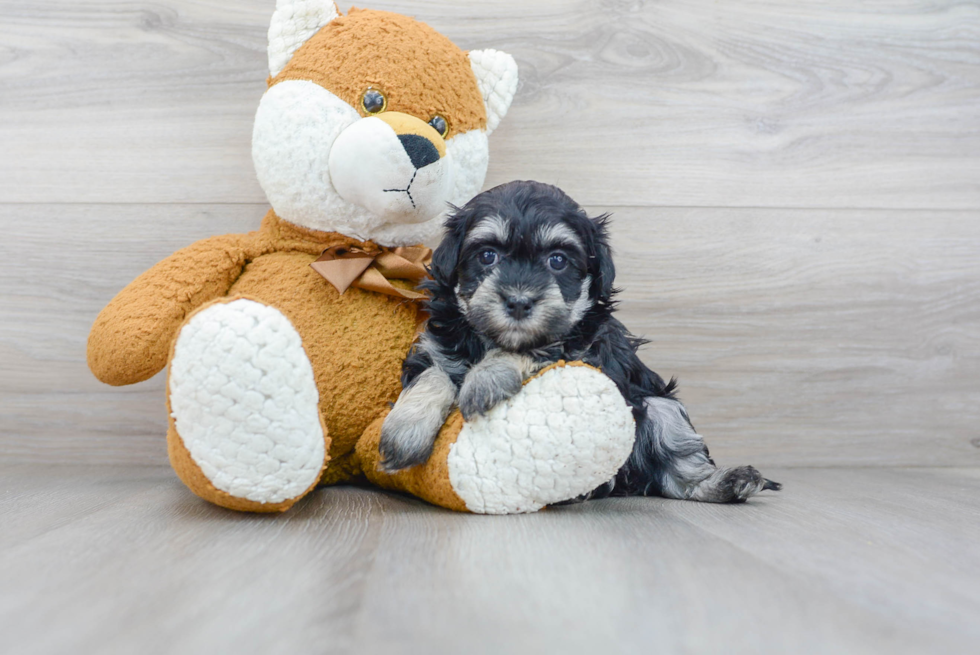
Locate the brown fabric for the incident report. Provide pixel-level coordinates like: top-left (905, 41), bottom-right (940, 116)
top-left (87, 232), bottom-right (265, 386)
top-left (318, 450), bottom-right (363, 487)
top-left (87, 212), bottom-right (374, 387)
top-left (356, 411), bottom-right (469, 512)
top-left (89, 210), bottom-right (421, 487)
top-left (311, 243), bottom-right (431, 300)
top-left (227, 217), bottom-right (421, 465)
top-left (272, 9), bottom-right (487, 139)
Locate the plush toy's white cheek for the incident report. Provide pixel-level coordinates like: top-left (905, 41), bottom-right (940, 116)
top-left (328, 118), bottom-right (455, 224)
top-left (252, 80), bottom-right (361, 229)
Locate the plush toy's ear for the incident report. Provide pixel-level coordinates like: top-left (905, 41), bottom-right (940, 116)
top-left (267, 0), bottom-right (340, 77)
top-left (469, 49), bottom-right (519, 135)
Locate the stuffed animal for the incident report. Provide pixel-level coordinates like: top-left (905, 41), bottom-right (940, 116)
top-left (87, 1), bottom-right (637, 514)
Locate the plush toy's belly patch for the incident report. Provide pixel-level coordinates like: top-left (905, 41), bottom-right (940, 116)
top-left (228, 250), bottom-right (421, 458)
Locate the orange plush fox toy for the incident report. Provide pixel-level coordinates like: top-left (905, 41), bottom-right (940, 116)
top-left (88, 1), bottom-right (636, 514)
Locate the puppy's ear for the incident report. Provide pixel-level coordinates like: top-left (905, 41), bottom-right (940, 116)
top-left (430, 205), bottom-right (471, 289)
top-left (588, 213), bottom-right (616, 301)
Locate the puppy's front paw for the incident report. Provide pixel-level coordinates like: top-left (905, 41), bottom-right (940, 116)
top-left (458, 365), bottom-right (522, 420)
top-left (378, 405), bottom-right (441, 473)
top-left (378, 368), bottom-right (456, 473)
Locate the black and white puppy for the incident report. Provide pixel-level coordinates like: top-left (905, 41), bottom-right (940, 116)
top-left (379, 180), bottom-right (780, 503)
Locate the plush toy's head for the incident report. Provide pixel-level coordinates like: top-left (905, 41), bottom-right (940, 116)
top-left (253, 1), bottom-right (518, 246)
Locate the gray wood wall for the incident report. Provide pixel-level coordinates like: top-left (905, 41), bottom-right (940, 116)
top-left (2, 0), bottom-right (978, 468)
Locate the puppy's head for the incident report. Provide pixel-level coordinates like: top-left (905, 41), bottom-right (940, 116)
top-left (431, 180), bottom-right (615, 351)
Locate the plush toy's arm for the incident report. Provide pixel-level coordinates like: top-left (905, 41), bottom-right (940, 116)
top-left (87, 234), bottom-right (261, 386)
top-left (358, 361), bottom-right (638, 514)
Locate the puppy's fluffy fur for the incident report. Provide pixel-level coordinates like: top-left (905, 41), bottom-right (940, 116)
top-left (380, 180), bottom-right (780, 503)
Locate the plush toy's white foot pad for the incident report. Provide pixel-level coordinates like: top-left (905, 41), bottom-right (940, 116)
top-left (169, 299), bottom-right (326, 505)
top-left (447, 365), bottom-right (636, 514)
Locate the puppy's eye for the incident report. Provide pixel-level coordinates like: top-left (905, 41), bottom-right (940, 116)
top-left (361, 89), bottom-right (387, 115)
top-left (548, 253), bottom-right (568, 271)
top-left (428, 115), bottom-right (449, 138)
top-left (478, 250), bottom-right (498, 266)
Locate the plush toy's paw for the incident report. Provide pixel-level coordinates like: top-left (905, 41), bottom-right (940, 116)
top-left (168, 298), bottom-right (329, 512)
top-left (447, 362), bottom-right (636, 514)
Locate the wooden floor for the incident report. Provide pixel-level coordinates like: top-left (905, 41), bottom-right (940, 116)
top-left (2, 2), bottom-right (980, 653)
top-left (1, 464), bottom-right (978, 654)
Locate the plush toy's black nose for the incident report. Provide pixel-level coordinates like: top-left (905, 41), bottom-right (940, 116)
top-left (504, 296), bottom-right (534, 320)
top-left (398, 134), bottom-right (441, 170)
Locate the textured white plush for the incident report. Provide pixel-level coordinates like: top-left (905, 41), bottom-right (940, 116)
top-left (268, 0), bottom-right (339, 77)
top-left (445, 129), bottom-right (490, 218)
top-left (169, 299), bottom-right (326, 505)
top-left (447, 366), bottom-right (636, 514)
top-left (253, 80), bottom-right (494, 246)
top-left (469, 49), bottom-right (520, 135)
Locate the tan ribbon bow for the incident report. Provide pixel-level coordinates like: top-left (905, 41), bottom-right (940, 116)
top-left (310, 243), bottom-right (432, 301)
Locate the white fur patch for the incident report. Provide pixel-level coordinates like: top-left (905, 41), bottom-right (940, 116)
top-left (464, 215), bottom-right (510, 246)
top-left (447, 365), bottom-right (635, 514)
top-left (568, 275), bottom-right (593, 326)
top-left (169, 299), bottom-right (326, 505)
top-left (536, 222), bottom-right (581, 249)
top-left (267, 0), bottom-right (339, 77)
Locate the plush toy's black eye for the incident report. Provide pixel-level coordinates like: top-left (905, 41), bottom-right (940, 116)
top-left (361, 89), bottom-right (387, 114)
top-left (478, 249), bottom-right (498, 266)
top-left (428, 115), bottom-right (449, 138)
top-left (548, 253), bottom-right (568, 271)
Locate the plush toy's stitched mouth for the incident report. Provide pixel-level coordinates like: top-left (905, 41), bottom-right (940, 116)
top-left (383, 169), bottom-right (419, 209)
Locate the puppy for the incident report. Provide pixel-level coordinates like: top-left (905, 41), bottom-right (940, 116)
top-left (379, 180), bottom-right (780, 503)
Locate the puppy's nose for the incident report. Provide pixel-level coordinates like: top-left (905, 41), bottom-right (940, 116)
top-left (398, 134), bottom-right (440, 170)
top-left (504, 296), bottom-right (534, 320)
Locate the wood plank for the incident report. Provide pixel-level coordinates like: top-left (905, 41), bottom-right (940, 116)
top-left (3, 203), bottom-right (979, 467)
top-left (659, 467), bottom-right (980, 649)
top-left (0, 1), bottom-right (977, 208)
top-left (0, 464), bottom-right (385, 655)
top-left (1, 465), bottom-right (977, 654)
